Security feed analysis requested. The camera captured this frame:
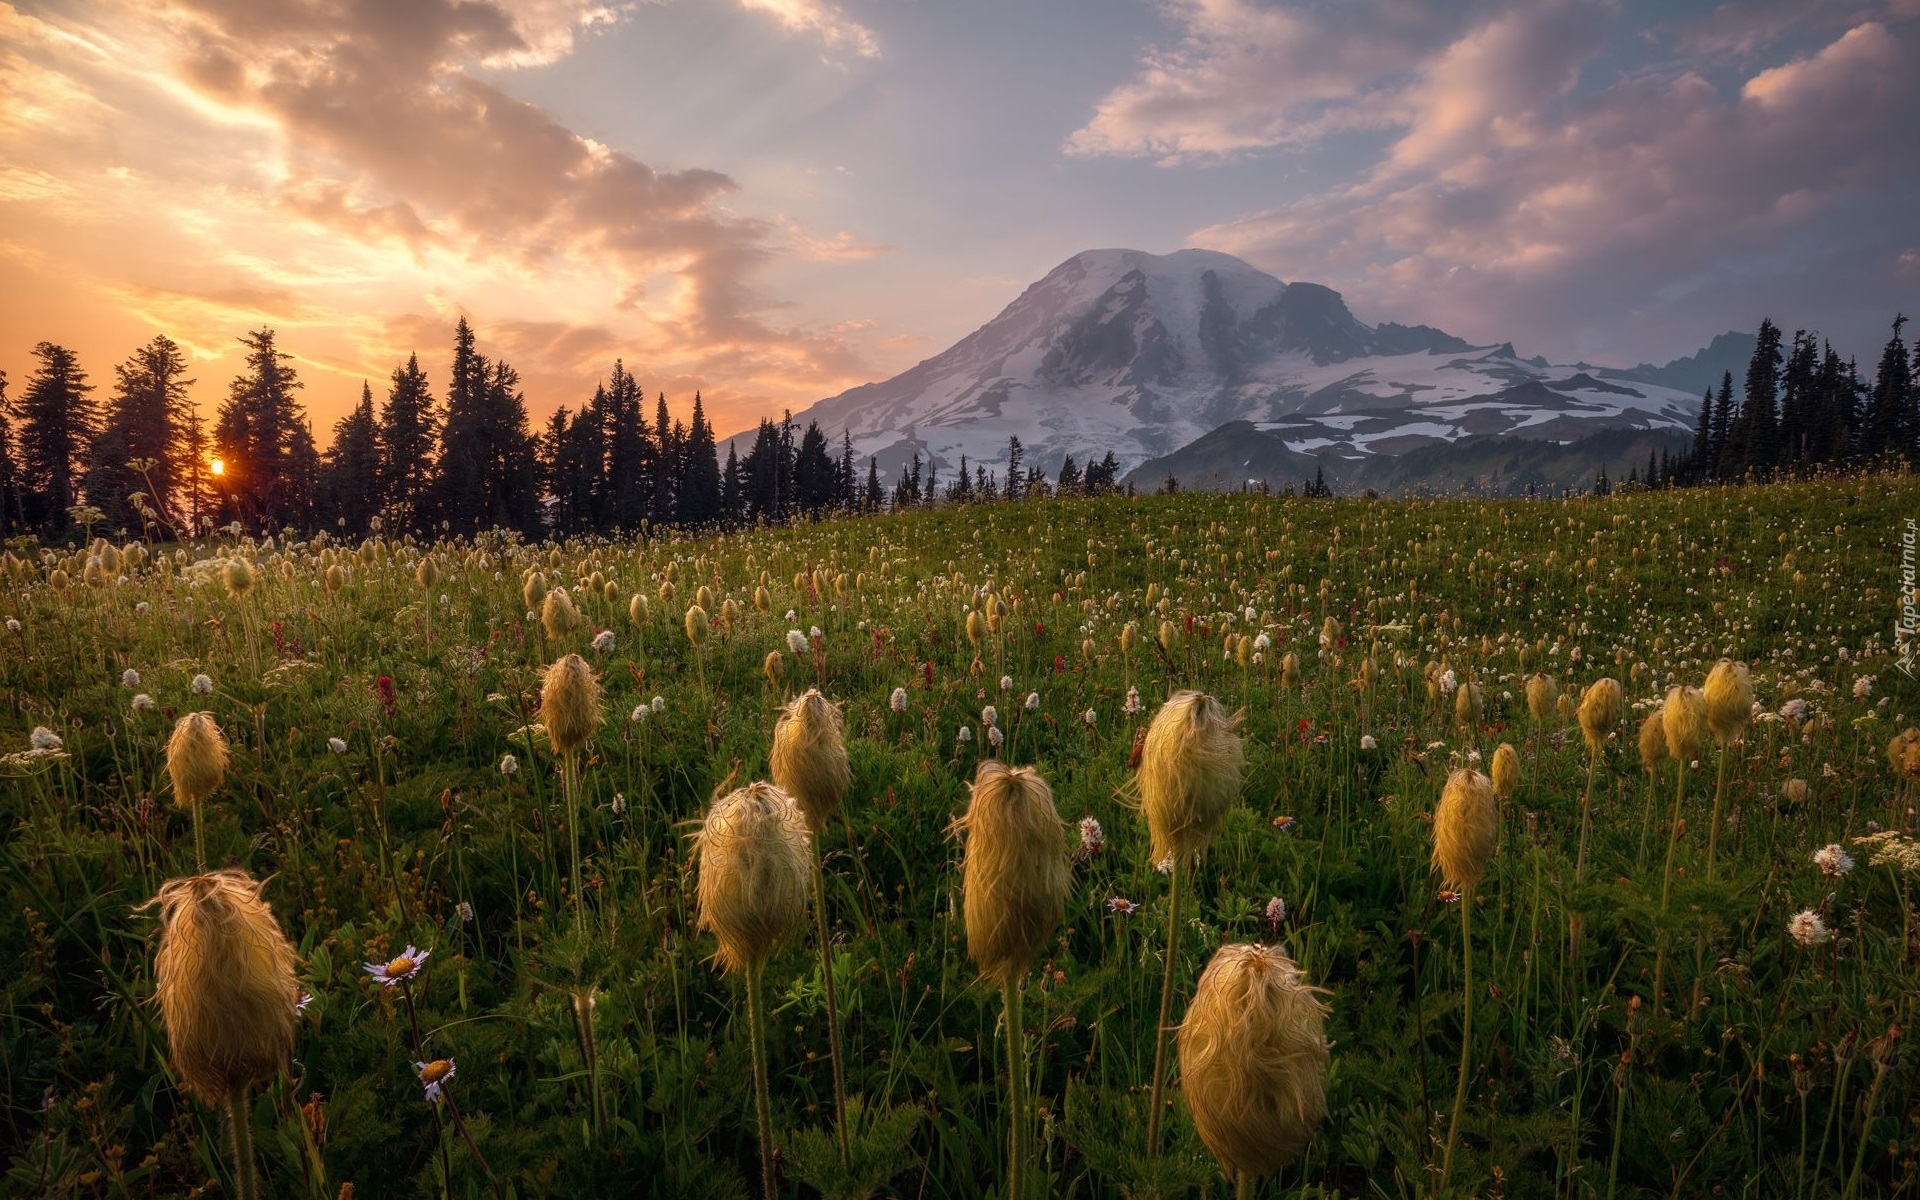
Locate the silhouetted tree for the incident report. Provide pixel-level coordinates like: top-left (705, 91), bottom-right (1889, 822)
top-left (91, 335), bottom-right (192, 534)
top-left (318, 382), bottom-right (382, 535)
top-left (16, 342), bottom-right (97, 534)
top-left (379, 353), bottom-right (438, 531)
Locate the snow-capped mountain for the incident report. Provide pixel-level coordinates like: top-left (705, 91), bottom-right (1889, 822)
top-left (760, 248), bottom-right (1705, 486)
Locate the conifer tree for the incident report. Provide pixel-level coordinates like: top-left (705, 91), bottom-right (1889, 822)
top-left (0, 370), bottom-right (21, 537)
top-left (92, 335), bottom-right (192, 534)
top-left (679, 392), bottom-right (723, 525)
top-left (214, 329), bottom-right (312, 529)
top-left (379, 353), bottom-right (438, 531)
top-left (1709, 371), bottom-right (1734, 476)
top-left (318, 382), bottom-right (383, 534)
top-left (1864, 314), bottom-right (1912, 461)
top-left (16, 341), bottom-right (97, 534)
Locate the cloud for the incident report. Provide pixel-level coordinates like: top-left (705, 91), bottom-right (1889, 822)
top-left (1066, 0), bottom-right (1517, 164)
top-left (735, 0), bottom-right (879, 58)
top-left (1192, 16), bottom-right (1920, 360)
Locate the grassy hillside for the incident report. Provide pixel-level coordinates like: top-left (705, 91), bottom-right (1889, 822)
top-left (3, 476), bottom-right (1916, 1198)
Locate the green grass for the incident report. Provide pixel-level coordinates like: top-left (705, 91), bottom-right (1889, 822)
top-left (3, 475), bottom-right (1917, 1199)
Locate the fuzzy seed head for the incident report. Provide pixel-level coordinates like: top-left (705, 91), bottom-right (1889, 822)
top-left (1888, 728), bottom-right (1920, 779)
top-left (147, 870), bottom-right (299, 1104)
top-left (1662, 685), bottom-right (1708, 763)
top-left (694, 782), bottom-right (811, 974)
top-left (684, 604), bottom-right (709, 647)
top-left (1526, 674), bottom-right (1559, 722)
top-left (415, 556), bottom-right (440, 590)
top-left (1577, 678), bottom-right (1624, 753)
top-left (1490, 742), bottom-right (1519, 801)
top-left (628, 593), bottom-right (648, 627)
top-left (523, 571), bottom-right (549, 612)
top-left (1638, 711), bottom-right (1670, 772)
top-left (1281, 652), bottom-right (1301, 688)
top-left (541, 586), bottom-right (581, 641)
top-left (1432, 769), bottom-right (1498, 891)
top-left (958, 760), bottom-right (1069, 986)
top-left (769, 688), bottom-right (851, 833)
top-left (223, 558), bottom-right (254, 598)
top-left (966, 610), bottom-right (986, 646)
top-left (1139, 691), bottom-right (1244, 865)
top-left (1178, 943), bottom-right (1331, 1180)
top-left (1703, 659), bottom-right (1754, 746)
top-left (167, 712), bottom-right (229, 809)
top-left (1453, 678), bottom-right (1481, 730)
top-left (539, 654), bottom-right (603, 757)
top-left (324, 564), bottom-right (346, 592)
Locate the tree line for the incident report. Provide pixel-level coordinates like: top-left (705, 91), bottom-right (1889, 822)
top-left (1628, 313), bottom-right (1913, 489)
top-left (0, 320), bottom-right (1133, 545)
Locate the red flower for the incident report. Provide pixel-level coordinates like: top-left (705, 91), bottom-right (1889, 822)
top-left (1053, 654), bottom-right (1068, 673)
top-left (921, 661), bottom-right (935, 687)
top-left (1033, 621), bottom-right (1045, 637)
top-left (375, 675), bottom-right (397, 718)
top-left (1297, 718), bottom-right (1311, 733)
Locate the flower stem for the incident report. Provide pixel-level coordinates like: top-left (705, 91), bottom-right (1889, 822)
top-left (1146, 856), bottom-right (1182, 1159)
top-left (1004, 976), bottom-right (1028, 1200)
top-left (1441, 885), bottom-right (1474, 1195)
top-left (191, 801), bottom-right (205, 872)
top-left (224, 1089), bottom-right (257, 1200)
top-left (746, 962), bottom-right (776, 1200)
top-left (563, 750), bottom-right (583, 931)
top-left (1705, 746), bottom-right (1731, 881)
top-left (812, 850), bottom-right (851, 1169)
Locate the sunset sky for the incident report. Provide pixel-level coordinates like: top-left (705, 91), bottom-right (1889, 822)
top-left (3, 0), bottom-right (1916, 445)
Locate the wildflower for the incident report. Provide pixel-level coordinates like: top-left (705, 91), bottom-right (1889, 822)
top-left (456, 901), bottom-right (475, 923)
top-left (1000, 675), bottom-right (1013, 692)
top-left (1123, 687), bottom-right (1143, 716)
top-left (1254, 632), bottom-right (1271, 651)
top-left (1079, 816), bottom-right (1104, 853)
top-left (988, 725), bottom-right (1004, 748)
top-left (1154, 856), bottom-right (1175, 875)
top-left (134, 602), bottom-right (149, 616)
top-left (1265, 896), bottom-right (1287, 929)
top-left (1788, 910), bottom-right (1830, 947)
top-left (1438, 669), bottom-right (1458, 696)
top-left (327, 737), bottom-right (348, 754)
top-left (191, 673), bottom-right (214, 695)
top-left (296, 992), bottom-right (313, 1016)
top-left (1271, 815), bottom-right (1295, 831)
top-left (592, 629), bottom-right (616, 654)
top-left (1813, 844), bottom-right (1854, 877)
top-left (982, 705), bottom-right (999, 727)
top-left (890, 687), bottom-right (908, 713)
top-left (611, 793), bottom-right (626, 815)
top-left (784, 609), bottom-right (797, 621)
top-left (29, 726), bottom-right (61, 751)
top-left (650, 695), bottom-right (665, 714)
top-left (631, 704), bottom-right (649, 723)
top-left (1026, 692), bottom-right (1040, 712)
top-left (1108, 897), bottom-right (1139, 915)
top-left (122, 668), bottom-right (141, 687)
top-left (1780, 698), bottom-right (1809, 721)
top-left (1855, 676), bottom-right (1874, 700)
top-left (1361, 734), bottom-right (1378, 751)
top-left (4, 618), bottom-right (18, 633)
top-left (958, 725), bottom-right (973, 743)
top-left (787, 629), bottom-right (809, 655)
top-left (364, 945), bottom-right (429, 986)
top-left (809, 625), bottom-right (823, 640)
top-left (1082, 707), bottom-right (1097, 727)
top-left (416, 1058), bottom-right (456, 1104)
top-left (1437, 889), bottom-right (1461, 904)
top-left (131, 693), bottom-right (156, 713)
top-left (499, 753), bottom-right (519, 775)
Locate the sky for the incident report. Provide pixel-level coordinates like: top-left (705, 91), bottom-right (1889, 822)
top-left (2, 0), bottom-right (1917, 445)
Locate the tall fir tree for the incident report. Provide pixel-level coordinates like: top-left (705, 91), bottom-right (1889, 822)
top-left (1005, 436), bottom-right (1024, 501)
top-left (1864, 314), bottom-right (1912, 461)
top-left (792, 421), bottom-right (836, 515)
top-left (1691, 387), bottom-right (1713, 479)
top-left (1732, 317), bottom-right (1783, 474)
top-left (720, 440), bottom-right (742, 520)
top-left (214, 329), bottom-right (312, 529)
top-left (90, 335), bottom-right (192, 535)
top-left (432, 317), bottom-right (491, 531)
top-left (379, 353), bottom-right (438, 531)
top-left (0, 370), bottom-right (20, 537)
top-left (1709, 370), bottom-right (1734, 476)
top-left (1778, 331), bottom-right (1818, 465)
top-left (16, 342), bottom-right (98, 534)
top-left (679, 392), bottom-right (723, 525)
top-left (603, 363), bottom-right (648, 529)
top-left (318, 382), bottom-right (383, 534)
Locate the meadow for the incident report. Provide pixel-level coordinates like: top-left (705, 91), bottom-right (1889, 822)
top-left (2, 476), bottom-right (1917, 1199)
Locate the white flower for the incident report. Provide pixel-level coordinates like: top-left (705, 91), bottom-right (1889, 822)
top-left (328, 736), bottom-right (348, 754)
top-left (1570, 646), bottom-right (1584, 664)
top-left (592, 629), bottom-right (616, 654)
top-left (5, 618), bottom-right (20, 633)
top-left (785, 609), bottom-right (797, 621)
top-left (438, 593), bottom-right (451, 606)
top-left (1788, 909), bottom-right (1831, 947)
top-left (456, 901), bottom-right (475, 923)
top-left (787, 629), bottom-right (809, 655)
top-left (499, 754), bottom-right (519, 775)
top-left (416, 1057), bottom-right (456, 1105)
top-left (1082, 707), bottom-right (1097, 726)
top-left (1124, 687), bottom-right (1143, 716)
top-left (890, 687), bottom-right (908, 713)
top-left (809, 625), bottom-right (822, 640)
top-left (1780, 698), bottom-right (1809, 721)
top-left (1154, 856), bottom-right (1175, 875)
top-left (651, 695), bottom-right (665, 714)
top-left (190, 674), bottom-right (214, 695)
top-left (1254, 633), bottom-right (1271, 651)
top-left (1025, 692), bottom-right (1040, 712)
top-left (982, 705), bottom-right (999, 727)
top-left (958, 725), bottom-right (973, 743)
top-left (365, 945), bottom-right (430, 985)
top-left (131, 693), bottom-right (156, 713)
top-left (29, 726), bottom-right (62, 751)
top-left (1853, 676), bottom-right (1873, 700)
top-left (1245, 607), bottom-right (1258, 622)
top-left (988, 725), bottom-right (1004, 748)
top-left (611, 793), bottom-right (626, 815)
top-left (1078, 816), bottom-right (1104, 852)
top-left (631, 704), bottom-right (649, 723)
top-left (1439, 669), bottom-right (1458, 695)
top-left (122, 668), bottom-right (141, 688)
top-left (1813, 844), bottom-right (1855, 878)
top-left (1000, 675), bottom-right (1013, 692)
top-left (1361, 734), bottom-right (1378, 751)
top-left (1265, 896), bottom-right (1288, 927)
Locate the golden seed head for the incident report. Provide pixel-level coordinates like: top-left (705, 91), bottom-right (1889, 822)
top-left (1432, 768), bottom-right (1498, 892)
top-left (769, 688), bottom-right (851, 834)
top-left (1490, 742), bottom-right (1519, 801)
top-left (958, 760), bottom-right (1068, 986)
top-left (1662, 685), bottom-right (1708, 763)
top-left (1139, 691), bottom-right (1243, 866)
top-left (1577, 678), bottom-right (1624, 753)
top-left (1703, 659), bottom-right (1754, 746)
top-left (694, 782), bottom-right (811, 974)
top-left (541, 586), bottom-right (581, 641)
top-left (539, 653), bottom-right (603, 757)
top-left (166, 711), bottom-right (229, 809)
